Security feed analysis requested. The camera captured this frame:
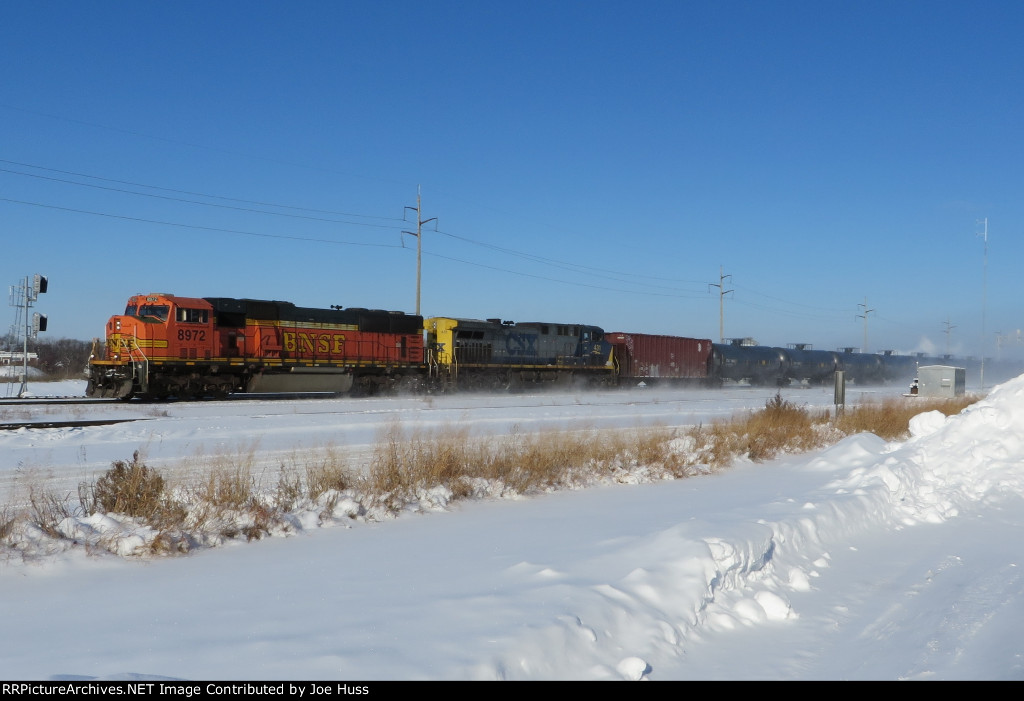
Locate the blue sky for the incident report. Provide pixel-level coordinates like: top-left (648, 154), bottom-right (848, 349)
top-left (2, 1), bottom-right (1022, 360)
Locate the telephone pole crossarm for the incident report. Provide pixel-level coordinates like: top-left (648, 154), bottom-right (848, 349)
top-left (855, 297), bottom-right (875, 353)
top-left (707, 266), bottom-right (733, 343)
top-left (403, 186), bottom-right (437, 317)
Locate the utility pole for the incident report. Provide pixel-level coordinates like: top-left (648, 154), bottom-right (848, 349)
top-left (856, 297), bottom-right (874, 353)
top-left (707, 266), bottom-right (733, 342)
top-left (977, 217), bottom-right (988, 390)
top-left (403, 186), bottom-right (437, 317)
top-left (943, 317), bottom-right (957, 356)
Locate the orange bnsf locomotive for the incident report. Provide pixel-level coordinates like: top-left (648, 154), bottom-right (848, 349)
top-left (86, 293), bottom-right (618, 399)
top-left (86, 293), bottom-right (426, 399)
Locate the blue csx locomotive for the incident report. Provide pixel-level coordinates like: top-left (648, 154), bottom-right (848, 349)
top-left (425, 317), bottom-right (616, 390)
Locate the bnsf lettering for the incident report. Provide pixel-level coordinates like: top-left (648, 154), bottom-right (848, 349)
top-left (283, 331), bottom-right (346, 354)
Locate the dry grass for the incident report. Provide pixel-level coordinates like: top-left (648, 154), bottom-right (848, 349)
top-left (366, 422), bottom-right (486, 502)
top-left (1, 391), bottom-right (983, 558)
top-left (481, 427), bottom-right (588, 492)
top-left (0, 504), bottom-right (15, 541)
top-left (366, 421), bottom-right (690, 498)
top-left (301, 445), bottom-right (354, 501)
top-left (684, 392), bottom-right (822, 467)
top-left (91, 451), bottom-right (167, 518)
top-left (26, 485), bottom-right (75, 539)
top-left (191, 465), bottom-right (256, 510)
top-left (834, 395), bottom-right (978, 440)
top-left (675, 393), bottom-right (979, 468)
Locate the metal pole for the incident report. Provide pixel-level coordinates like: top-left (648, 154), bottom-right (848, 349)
top-left (404, 186), bottom-right (436, 317)
top-left (979, 218), bottom-right (987, 391)
top-left (834, 370), bottom-right (846, 417)
top-left (708, 266), bottom-right (732, 342)
top-left (856, 297), bottom-right (874, 353)
top-left (415, 189), bottom-right (422, 317)
top-left (19, 276), bottom-right (29, 397)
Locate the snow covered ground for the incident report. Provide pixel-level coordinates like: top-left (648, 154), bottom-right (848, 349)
top-left (1, 378), bottom-right (1022, 680)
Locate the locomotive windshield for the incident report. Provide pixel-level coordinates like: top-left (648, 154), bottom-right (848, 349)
top-left (130, 304), bottom-right (170, 322)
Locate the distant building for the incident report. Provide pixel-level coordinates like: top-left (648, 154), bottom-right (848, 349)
top-left (0, 351), bottom-right (38, 365)
top-left (917, 365), bottom-right (966, 398)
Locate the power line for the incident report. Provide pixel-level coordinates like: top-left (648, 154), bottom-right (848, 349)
top-left (0, 154), bottom-right (937, 342)
top-left (0, 102), bottom-right (406, 189)
top-left (0, 160), bottom-right (403, 226)
top-left (422, 250), bottom-right (711, 299)
top-left (0, 197), bottom-right (404, 248)
top-left (433, 227), bottom-right (706, 286)
top-left (1, 159), bottom-right (721, 294)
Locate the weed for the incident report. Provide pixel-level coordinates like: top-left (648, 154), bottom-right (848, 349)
top-left (3, 391), bottom-right (984, 559)
top-left (27, 486), bottom-right (73, 538)
top-left (835, 395), bottom-right (977, 440)
top-left (0, 503), bottom-right (17, 541)
top-left (92, 451), bottom-right (167, 518)
top-left (303, 446), bottom-right (353, 500)
top-left (274, 467), bottom-right (304, 512)
top-left (194, 465), bottom-right (255, 509)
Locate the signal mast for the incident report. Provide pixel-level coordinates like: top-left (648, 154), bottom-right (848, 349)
top-left (7, 274), bottom-right (48, 397)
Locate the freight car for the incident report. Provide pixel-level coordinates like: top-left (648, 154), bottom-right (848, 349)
top-left (424, 317), bottom-right (616, 390)
top-left (86, 293), bottom-right (426, 399)
top-left (712, 340), bottom-right (790, 386)
top-left (607, 332), bottom-right (713, 386)
top-left (835, 347), bottom-right (886, 385)
top-left (709, 340), bottom-right (925, 387)
top-left (783, 344), bottom-right (839, 385)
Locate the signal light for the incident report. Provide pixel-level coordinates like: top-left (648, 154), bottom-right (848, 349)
top-left (33, 274), bottom-right (48, 295)
top-left (33, 313), bottom-right (47, 334)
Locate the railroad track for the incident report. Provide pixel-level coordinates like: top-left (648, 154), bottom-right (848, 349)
top-left (0, 418), bottom-right (148, 431)
top-left (0, 392), bottom-right (348, 407)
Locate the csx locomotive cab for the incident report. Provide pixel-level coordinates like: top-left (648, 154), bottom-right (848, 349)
top-left (425, 317), bottom-right (616, 390)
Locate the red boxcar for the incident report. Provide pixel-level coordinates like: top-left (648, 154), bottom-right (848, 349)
top-left (607, 332), bottom-right (713, 386)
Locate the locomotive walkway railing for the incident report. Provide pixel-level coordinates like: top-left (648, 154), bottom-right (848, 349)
top-left (124, 337), bottom-right (149, 392)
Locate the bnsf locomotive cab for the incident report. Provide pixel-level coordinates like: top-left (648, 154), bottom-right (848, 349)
top-left (89, 293), bottom-right (219, 398)
top-left (112, 294), bottom-right (215, 362)
top-left (87, 293), bottom-right (427, 399)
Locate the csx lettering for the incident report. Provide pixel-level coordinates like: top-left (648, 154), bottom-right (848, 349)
top-left (506, 333), bottom-right (538, 356)
top-left (283, 332), bottom-right (346, 354)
